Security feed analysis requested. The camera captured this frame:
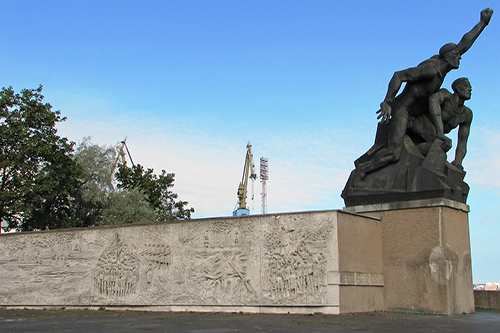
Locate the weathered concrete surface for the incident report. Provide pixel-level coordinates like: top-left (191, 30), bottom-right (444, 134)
top-left (345, 200), bottom-right (473, 315)
top-left (0, 210), bottom-right (383, 315)
top-left (336, 212), bottom-right (384, 314)
top-left (475, 291), bottom-right (500, 310)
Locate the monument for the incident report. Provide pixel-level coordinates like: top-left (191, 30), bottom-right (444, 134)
top-left (0, 7), bottom-right (494, 317)
top-left (342, 8), bottom-right (493, 207)
top-left (341, 8), bottom-right (493, 315)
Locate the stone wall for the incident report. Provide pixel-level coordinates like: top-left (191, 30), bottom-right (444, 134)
top-left (475, 291), bottom-right (500, 310)
top-left (2, 203), bottom-right (471, 315)
top-left (0, 210), bottom-right (383, 314)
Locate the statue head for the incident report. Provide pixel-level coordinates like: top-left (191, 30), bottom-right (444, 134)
top-left (439, 43), bottom-right (461, 69)
top-left (452, 77), bottom-right (472, 100)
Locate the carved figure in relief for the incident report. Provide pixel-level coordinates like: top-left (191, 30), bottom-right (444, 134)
top-left (14, 233), bottom-right (86, 266)
top-left (140, 243), bottom-right (171, 288)
top-left (264, 226), bottom-right (327, 302)
top-left (94, 234), bottom-right (139, 297)
top-left (141, 244), bottom-right (171, 269)
top-left (172, 222), bottom-right (257, 303)
top-left (197, 248), bottom-right (255, 301)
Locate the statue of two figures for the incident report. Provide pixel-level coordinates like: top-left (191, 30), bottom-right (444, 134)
top-left (342, 8), bottom-right (493, 207)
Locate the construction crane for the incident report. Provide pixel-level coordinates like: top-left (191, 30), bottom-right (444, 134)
top-left (110, 137), bottom-right (135, 185)
top-left (113, 137), bottom-right (135, 169)
top-left (233, 143), bottom-right (257, 216)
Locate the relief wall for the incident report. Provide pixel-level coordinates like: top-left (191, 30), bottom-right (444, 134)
top-left (0, 212), bottom-right (338, 307)
top-left (261, 216), bottom-right (332, 304)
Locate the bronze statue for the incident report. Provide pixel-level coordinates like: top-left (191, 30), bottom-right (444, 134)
top-left (357, 8), bottom-right (492, 178)
top-left (342, 8), bottom-right (493, 206)
top-left (408, 78), bottom-right (473, 171)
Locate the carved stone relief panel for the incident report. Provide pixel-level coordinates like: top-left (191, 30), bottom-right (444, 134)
top-left (170, 219), bottom-right (260, 305)
top-left (89, 226), bottom-right (174, 305)
top-left (0, 212), bottom-right (338, 307)
top-left (0, 230), bottom-right (99, 305)
top-left (261, 215), bottom-right (332, 305)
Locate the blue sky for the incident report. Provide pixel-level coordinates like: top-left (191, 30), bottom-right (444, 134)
top-left (1, 1), bottom-right (499, 283)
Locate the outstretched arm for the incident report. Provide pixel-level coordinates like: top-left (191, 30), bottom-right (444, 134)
top-left (457, 8), bottom-right (493, 55)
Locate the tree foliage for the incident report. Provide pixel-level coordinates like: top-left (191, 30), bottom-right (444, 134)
top-left (99, 188), bottom-right (156, 226)
top-left (72, 138), bottom-right (116, 227)
top-left (0, 85), bottom-right (194, 231)
top-left (73, 139), bottom-right (190, 225)
top-left (0, 86), bottom-right (81, 231)
top-left (73, 138), bottom-right (157, 226)
top-left (116, 164), bottom-right (194, 221)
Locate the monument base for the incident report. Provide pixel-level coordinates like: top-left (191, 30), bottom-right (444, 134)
top-left (0, 201), bottom-right (473, 315)
top-left (345, 198), bottom-right (474, 315)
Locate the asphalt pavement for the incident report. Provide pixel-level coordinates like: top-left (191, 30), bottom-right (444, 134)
top-left (1, 308), bottom-right (500, 332)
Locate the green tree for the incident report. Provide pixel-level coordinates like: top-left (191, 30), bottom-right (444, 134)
top-left (72, 137), bottom-right (116, 226)
top-left (0, 86), bottom-right (81, 231)
top-left (99, 188), bottom-right (156, 226)
top-left (72, 139), bottom-right (157, 226)
top-left (116, 164), bottom-right (194, 221)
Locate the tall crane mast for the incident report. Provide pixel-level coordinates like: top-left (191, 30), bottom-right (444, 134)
top-left (233, 143), bottom-right (257, 216)
top-left (113, 137), bottom-right (135, 169)
top-left (110, 137), bottom-right (135, 185)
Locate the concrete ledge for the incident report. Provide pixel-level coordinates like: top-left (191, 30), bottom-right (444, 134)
top-left (343, 197), bottom-right (470, 213)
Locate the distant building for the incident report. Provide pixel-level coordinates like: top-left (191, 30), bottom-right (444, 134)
top-left (474, 283), bottom-right (500, 291)
top-left (485, 283), bottom-right (500, 291)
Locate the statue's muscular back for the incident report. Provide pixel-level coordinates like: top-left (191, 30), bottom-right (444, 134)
top-left (394, 58), bottom-right (446, 118)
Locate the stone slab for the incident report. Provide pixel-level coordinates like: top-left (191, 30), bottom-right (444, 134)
top-left (344, 197), bottom-right (470, 214)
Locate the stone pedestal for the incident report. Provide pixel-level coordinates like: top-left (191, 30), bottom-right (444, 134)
top-left (345, 198), bottom-right (474, 315)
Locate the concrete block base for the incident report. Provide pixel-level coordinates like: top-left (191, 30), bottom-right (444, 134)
top-left (345, 198), bottom-right (474, 315)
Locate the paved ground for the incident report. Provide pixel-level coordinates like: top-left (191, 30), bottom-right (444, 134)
top-left (1, 308), bottom-right (500, 332)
